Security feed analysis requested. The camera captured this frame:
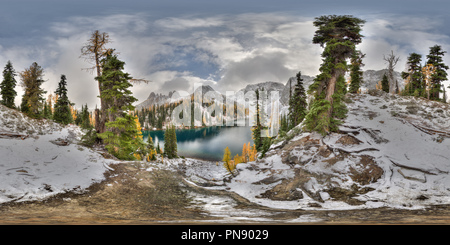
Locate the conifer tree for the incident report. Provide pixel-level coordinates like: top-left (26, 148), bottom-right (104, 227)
top-left (170, 125), bottom-right (178, 158)
top-left (426, 45), bottom-right (448, 101)
top-left (223, 146), bottom-right (231, 163)
top-left (222, 146), bottom-right (233, 173)
top-left (53, 75), bottom-right (73, 125)
top-left (100, 115), bottom-right (147, 160)
top-left (164, 125), bottom-right (177, 159)
top-left (279, 113), bottom-right (289, 135)
top-left (288, 71), bottom-right (307, 130)
top-left (43, 101), bottom-right (52, 119)
top-left (252, 89), bottom-right (262, 151)
top-left (242, 142), bottom-right (249, 163)
top-left (20, 62), bottom-right (47, 118)
top-left (304, 15), bottom-right (365, 135)
top-left (156, 142), bottom-right (161, 154)
top-left (1, 61), bottom-right (17, 108)
top-left (147, 134), bottom-right (155, 151)
top-left (97, 53), bottom-right (137, 123)
top-left (80, 104), bottom-right (92, 129)
top-left (349, 50), bottom-right (365, 93)
top-left (381, 73), bottom-right (389, 93)
top-left (80, 30), bottom-right (112, 134)
top-left (402, 53), bottom-right (424, 96)
top-left (97, 53), bottom-right (146, 160)
top-left (233, 154), bottom-right (241, 165)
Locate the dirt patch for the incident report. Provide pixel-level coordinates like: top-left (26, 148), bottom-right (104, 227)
top-left (336, 135), bottom-right (362, 146)
top-left (1, 160), bottom-right (450, 224)
top-left (0, 162), bottom-right (207, 224)
top-left (349, 155), bottom-right (384, 185)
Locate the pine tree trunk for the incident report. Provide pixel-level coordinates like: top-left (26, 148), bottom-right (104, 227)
top-left (94, 109), bottom-right (100, 133)
top-left (325, 68), bottom-right (344, 117)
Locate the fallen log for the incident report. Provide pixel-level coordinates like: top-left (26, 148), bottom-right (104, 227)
top-left (390, 159), bottom-right (439, 175)
top-left (409, 123), bottom-right (450, 138)
top-left (0, 132), bottom-right (29, 140)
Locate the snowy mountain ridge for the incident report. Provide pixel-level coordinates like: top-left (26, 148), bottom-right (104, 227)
top-left (136, 69), bottom-right (402, 110)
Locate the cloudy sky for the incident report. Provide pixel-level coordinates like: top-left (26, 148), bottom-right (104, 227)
top-left (1, 0), bottom-right (450, 109)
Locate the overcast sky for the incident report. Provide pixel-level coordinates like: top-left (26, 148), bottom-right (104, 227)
top-left (1, 0), bottom-right (450, 109)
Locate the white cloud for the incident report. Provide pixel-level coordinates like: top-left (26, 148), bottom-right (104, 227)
top-left (362, 15), bottom-right (450, 71)
top-left (154, 16), bottom-right (225, 30)
top-left (3, 11), bottom-right (450, 109)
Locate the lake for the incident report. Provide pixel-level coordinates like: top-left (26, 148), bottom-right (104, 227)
top-left (142, 126), bottom-right (254, 161)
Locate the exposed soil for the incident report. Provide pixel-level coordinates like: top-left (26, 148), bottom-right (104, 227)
top-left (1, 161), bottom-right (450, 224)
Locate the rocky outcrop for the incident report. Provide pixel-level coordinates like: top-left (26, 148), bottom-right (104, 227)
top-left (215, 91), bottom-right (450, 210)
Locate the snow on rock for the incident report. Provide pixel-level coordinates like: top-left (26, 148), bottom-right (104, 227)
top-left (0, 105), bottom-right (117, 204)
top-left (203, 91), bottom-right (450, 210)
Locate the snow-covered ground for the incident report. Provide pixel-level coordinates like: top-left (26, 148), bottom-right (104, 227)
top-left (182, 91), bottom-right (450, 211)
top-left (0, 105), bottom-right (117, 204)
top-left (2, 90), bottom-right (450, 215)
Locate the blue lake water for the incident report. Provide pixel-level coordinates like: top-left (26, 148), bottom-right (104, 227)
top-left (142, 126), bottom-right (254, 161)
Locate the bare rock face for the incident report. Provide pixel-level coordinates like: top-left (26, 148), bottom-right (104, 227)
top-left (246, 131), bottom-right (385, 206)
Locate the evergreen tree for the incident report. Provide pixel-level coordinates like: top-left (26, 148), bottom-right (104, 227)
top-left (20, 62), bottom-right (47, 118)
top-left (156, 142), bottom-right (161, 154)
top-left (100, 115), bottom-right (147, 160)
top-left (53, 75), bottom-right (73, 125)
top-left (97, 53), bottom-right (137, 123)
top-left (97, 53), bottom-right (145, 160)
top-left (164, 124), bottom-right (177, 159)
top-left (146, 134), bottom-right (157, 161)
top-left (260, 137), bottom-right (272, 158)
top-left (381, 73), bottom-right (389, 93)
top-left (349, 50), bottom-right (365, 93)
top-left (426, 45), bottom-right (449, 101)
top-left (0, 61), bottom-right (17, 108)
top-left (82, 104), bottom-right (92, 129)
top-left (76, 104), bottom-right (92, 129)
top-left (402, 53), bottom-right (424, 96)
top-left (304, 15), bottom-right (365, 135)
top-left (147, 134), bottom-right (155, 151)
top-left (279, 113), bottom-right (288, 135)
top-left (252, 89), bottom-right (262, 151)
top-left (288, 71), bottom-right (307, 130)
top-left (43, 101), bottom-right (52, 119)
top-left (81, 30), bottom-right (112, 134)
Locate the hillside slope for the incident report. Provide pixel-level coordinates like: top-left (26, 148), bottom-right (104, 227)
top-left (194, 91), bottom-right (450, 210)
top-left (0, 105), bottom-right (117, 204)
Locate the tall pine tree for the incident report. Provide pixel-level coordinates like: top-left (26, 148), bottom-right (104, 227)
top-left (402, 53), bottom-right (424, 97)
top-left (381, 73), bottom-right (389, 93)
top-left (426, 45), bottom-right (448, 101)
top-left (20, 62), bottom-right (46, 118)
top-left (252, 89), bottom-right (262, 151)
top-left (97, 53), bottom-right (146, 160)
top-left (164, 124), bottom-right (177, 159)
top-left (349, 50), bottom-right (365, 93)
top-left (303, 15), bottom-right (365, 135)
top-left (1, 61), bottom-right (17, 108)
top-left (53, 74), bottom-right (73, 125)
top-left (288, 71), bottom-right (307, 130)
